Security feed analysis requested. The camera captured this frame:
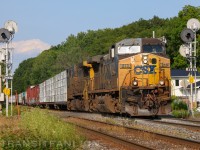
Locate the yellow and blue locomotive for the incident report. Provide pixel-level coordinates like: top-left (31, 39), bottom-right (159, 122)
top-left (67, 37), bottom-right (171, 116)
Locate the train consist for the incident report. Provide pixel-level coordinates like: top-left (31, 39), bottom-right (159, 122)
top-left (12, 37), bottom-right (171, 116)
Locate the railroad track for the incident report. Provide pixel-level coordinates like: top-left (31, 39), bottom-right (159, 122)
top-left (165, 118), bottom-right (200, 124)
top-left (63, 116), bottom-right (200, 149)
top-left (141, 119), bottom-right (200, 132)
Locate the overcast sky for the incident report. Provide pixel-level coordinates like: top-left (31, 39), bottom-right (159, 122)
top-left (0, 0), bottom-right (199, 71)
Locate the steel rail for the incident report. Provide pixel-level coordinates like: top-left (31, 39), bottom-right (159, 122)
top-left (149, 119), bottom-right (200, 132)
top-left (167, 118), bottom-right (200, 124)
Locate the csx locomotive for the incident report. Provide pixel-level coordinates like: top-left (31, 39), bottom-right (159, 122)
top-left (67, 37), bottom-right (171, 116)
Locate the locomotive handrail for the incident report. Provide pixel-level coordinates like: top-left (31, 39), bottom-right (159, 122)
top-left (121, 69), bottom-right (133, 87)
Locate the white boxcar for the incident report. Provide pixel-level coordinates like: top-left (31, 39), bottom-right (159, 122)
top-left (39, 70), bottom-right (67, 103)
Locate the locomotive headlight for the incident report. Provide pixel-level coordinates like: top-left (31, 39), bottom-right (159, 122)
top-left (143, 56), bottom-right (148, 60)
top-left (143, 55), bottom-right (148, 64)
top-left (159, 80), bottom-right (165, 85)
top-left (143, 59), bottom-right (148, 64)
top-left (133, 80), bottom-right (138, 86)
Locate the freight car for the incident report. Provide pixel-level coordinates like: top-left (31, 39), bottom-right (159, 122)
top-left (26, 85), bottom-right (39, 105)
top-left (67, 38), bottom-right (171, 116)
top-left (39, 70), bottom-right (67, 109)
top-left (13, 37), bottom-right (171, 116)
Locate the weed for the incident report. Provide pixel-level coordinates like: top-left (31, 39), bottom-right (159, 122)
top-left (105, 118), bottom-right (116, 124)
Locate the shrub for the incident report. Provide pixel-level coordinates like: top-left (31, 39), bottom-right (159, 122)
top-left (171, 97), bottom-right (189, 118)
top-left (172, 109), bottom-right (189, 118)
top-left (171, 98), bottom-right (188, 111)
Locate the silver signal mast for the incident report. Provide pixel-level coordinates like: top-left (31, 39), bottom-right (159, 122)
top-left (180, 18), bottom-right (200, 117)
top-left (0, 20), bottom-right (18, 117)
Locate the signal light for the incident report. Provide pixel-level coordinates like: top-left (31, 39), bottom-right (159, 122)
top-left (0, 28), bottom-right (11, 42)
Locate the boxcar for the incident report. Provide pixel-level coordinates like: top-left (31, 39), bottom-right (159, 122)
top-left (26, 85), bottom-right (39, 105)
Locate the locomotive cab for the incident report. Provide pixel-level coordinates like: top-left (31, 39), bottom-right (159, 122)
top-left (116, 38), bottom-right (171, 116)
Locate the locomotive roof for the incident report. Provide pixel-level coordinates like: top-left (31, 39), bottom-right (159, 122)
top-left (115, 38), bottom-right (164, 47)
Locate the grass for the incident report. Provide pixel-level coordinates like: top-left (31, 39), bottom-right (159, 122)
top-left (0, 106), bottom-right (85, 150)
top-left (1, 104), bottom-right (19, 116)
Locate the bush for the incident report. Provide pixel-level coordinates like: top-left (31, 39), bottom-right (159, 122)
top-left (171, 98), bottom-right (188, 111)
top-left (172, 109), bottom-right (189, 118)
top-left (171, 97), bottom-right (189, 118)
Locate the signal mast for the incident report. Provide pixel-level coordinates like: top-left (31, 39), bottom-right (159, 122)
top-left (0, 20), bottom-right (18, 117)
top-left (180, 18), bottom-right (200, 117)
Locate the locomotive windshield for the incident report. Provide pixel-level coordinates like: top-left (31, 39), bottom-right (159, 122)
top-left (117, 46), bottom-right (140, 54)
top-left (143, 45), bottom-right (164, 53)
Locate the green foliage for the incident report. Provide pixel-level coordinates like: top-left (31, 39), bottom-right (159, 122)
top-left (171, 98), bottom-right (188, 110)
top-left (12, 5), bottom-right (200, 93)
top-left (2, 104), bottom-right (18, 116)
top-left (171, 95), bottom-right (178, 101)
top-left (1, 108), bottom-right (84, 149)
top-left (172, 109), bottom-right (189, 118)
top-left (171, 96), bottom-right (189, 118)
top-left (193, 108), bottom-right (200, 118)
top-left (13, 58), bottom-right (35, 93)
